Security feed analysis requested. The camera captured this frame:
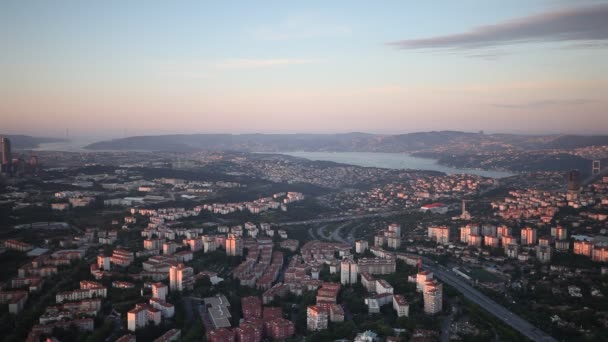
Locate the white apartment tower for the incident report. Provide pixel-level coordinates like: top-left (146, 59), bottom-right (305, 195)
top-left (225, 233), bottom-right (243, 256)
top-left (340, 258), bottom-right (358, 285)
top-left (423, 280), bottom-right (443, 314)
top-left (169, 264), bottom-right (193, 292)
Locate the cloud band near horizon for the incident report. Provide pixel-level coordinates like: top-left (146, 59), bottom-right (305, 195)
top-left (389, 4), bottom-right (608, 49)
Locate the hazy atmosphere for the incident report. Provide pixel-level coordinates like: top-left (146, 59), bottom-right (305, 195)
top-left (2, 0), bottom-right (608, 137)
top-left (3, 2), bottom-right (608, 342)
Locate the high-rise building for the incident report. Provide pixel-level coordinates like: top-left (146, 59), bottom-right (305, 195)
top-left (386, 234), bottom-right (401, 249)
top-left (307, 305), bottom-right (328, 331)
top-left (535, 245), bottom-right (552, 263)
top-left (202, 235), bottom-right (218, 253)
top-left (502, 235), bottom-right (516, 246)
top-left (387, 223), bottom-right (401, 237)
top-left (152, 282), bottom-right (168, 301)
top-left (551, 226), bottom-right (567, 241)
top-left (241, 296), bottom-right (262, 319)
top-left (573, 240), bottom-right (593, 257)
top-left (266, 317), bottom-right (295, 340)
top-left (416, 271), bottom-right (433, 292)
top-left (169, 264), bottom-right (193, 292)
top-left (505, 243), bottom-right (519, 259)
top-left (497, 225), bottom-right (512, 239)
top-left (1, 137), bottom-right (12, 175)
top-left (423, 280), bottom-right (443, 314)
top-left (538, 236), bottom-right (550, 247)
top-left (555, 240), bottom-right (570, 252)
top-left (592, 246), bottom-right (608, 262)
top-left (484, 235), bottom-right (499, 248)
top-left (520, 227), bottom-right (537, 246)
top-left (97, 255), bottom-right (111, 271)
top-left (340, 258), bottom-right (358, 285)
top-left (428, 226), bottom-right (450, 244)
top-left (374, 234), bottom-right (385, 247)
top-left (393, 294), bottom-right (409, 317)
top-left (568, 170), bottom-right (581, 192)
top-left (226, 233), bottom-right (243, 256)
top-left (460, 224), bottom-right (479, 244)
top-left (468, 234), bottom-right (482, 247)
top-left (355, 240), bottom-right (369, 254)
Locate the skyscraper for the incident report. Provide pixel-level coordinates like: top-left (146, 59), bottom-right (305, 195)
top-left (1, 137), bottom-right (12, 175)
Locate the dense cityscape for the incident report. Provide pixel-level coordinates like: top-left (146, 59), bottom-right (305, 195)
top-left (3, 1), bottom-right (608, 341)
top-left (0, 133), bottom-right (607, 342)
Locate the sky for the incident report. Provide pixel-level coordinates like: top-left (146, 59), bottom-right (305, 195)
top-left (1, 0), bottom-right (608, 138)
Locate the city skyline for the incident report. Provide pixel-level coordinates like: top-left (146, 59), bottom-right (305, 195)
top-left (2, 1), bottom-right (608, 137)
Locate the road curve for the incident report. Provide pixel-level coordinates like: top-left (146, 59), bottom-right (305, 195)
top-left (422, 261), bottom-right (556, 342)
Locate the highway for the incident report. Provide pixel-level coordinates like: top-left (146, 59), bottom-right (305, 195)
top-left (422, 260), bottom-right (557, 342)
top-left (272, 210), bottom-right (410, 227)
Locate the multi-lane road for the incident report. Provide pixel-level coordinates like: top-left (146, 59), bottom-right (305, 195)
top-left (422, 260), bottom-right (557, 342)
top-left (275, 209), bottom-right (556, 341)
top-left (273, 209), bottom-right (410, 227)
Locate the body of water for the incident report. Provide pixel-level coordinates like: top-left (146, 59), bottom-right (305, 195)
top-left (33, 137), bottom-right (107, 152)
top-left (277, 151), bottom-right (514, 178)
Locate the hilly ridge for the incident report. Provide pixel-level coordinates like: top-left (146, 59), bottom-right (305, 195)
top-left (84, 131), bottom-right (608, 153)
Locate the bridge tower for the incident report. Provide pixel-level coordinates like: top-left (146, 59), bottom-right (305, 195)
top-left (593, 160), bottom-right (601, 175)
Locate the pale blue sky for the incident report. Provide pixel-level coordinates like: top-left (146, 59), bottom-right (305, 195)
top-left (2, 0), bottom-right (607, 137)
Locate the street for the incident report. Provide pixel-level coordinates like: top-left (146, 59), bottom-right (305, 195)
top-left (422, 260), bottom-right (557, 342)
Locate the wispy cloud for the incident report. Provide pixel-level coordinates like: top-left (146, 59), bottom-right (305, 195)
top-left (389, 4), bottom-right (608, 50)
top-left (250, 12), bottom-right (351, 41)
top-left (492, 98), bottom-right (596, 109)
top-left (214, 58), bottom-right (318, 69)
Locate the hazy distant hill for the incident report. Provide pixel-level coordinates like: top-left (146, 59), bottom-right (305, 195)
top-left (84, 131), bottom-right (608, 153)
top-left (0, 134), bottom-right (67, 149)
top-left (85, 133), bottom-right (379, 152)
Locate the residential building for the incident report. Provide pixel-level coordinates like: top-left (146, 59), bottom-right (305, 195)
top-left (241, 296), bottom-right (262, 319)
top-left (355, 240), bottom-right (369, 254)
top-left (536, 245), bottom-right (552, 263)
top-left (152, 282), bottom-right (168, 301)
top-left (266, 317), bottom-right (295, 340)
top-left (423, 280), bottom-right (443, 314)
top-left (484, 235), bottom-right (499, 248)
top-left (97, 255), bottom-right (111, 271)
top-left (169, 264), bottom-right (193, 292)
top-left (416, 271), bottom-right (433, 292)
top-left (127, 303), bottom-right (161, 331)
top-left (551, 226), bottom-right (568, 241)
top-left (393, 294), bottom-right (409, 317)
top-left (428, 226), bottom-right (450, 244)
top-left (340, 258), bottom-right (358, 285)
top-left (226, 234), bottom-right (243, 256)
top-left (520, 227), bottom-right (537, 246)
top-left (468, 234), bottom-right (482, 247)
top-left (574, 240), bottom-right (593, 257)
top-left (307, 305), bottom-right (328, 331)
